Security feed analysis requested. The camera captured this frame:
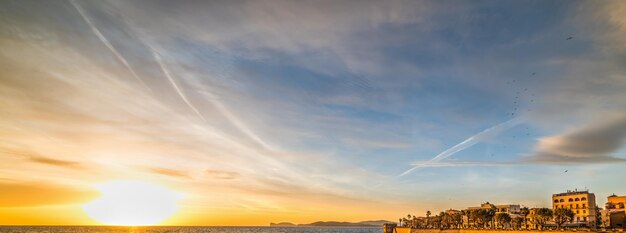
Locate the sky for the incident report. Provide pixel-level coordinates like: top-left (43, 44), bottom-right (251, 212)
top-left (1, 0), bottom-right (626, 226)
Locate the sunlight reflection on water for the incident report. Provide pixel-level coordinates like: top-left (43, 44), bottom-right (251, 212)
top-left (0, 226), bottom-right (381, 233)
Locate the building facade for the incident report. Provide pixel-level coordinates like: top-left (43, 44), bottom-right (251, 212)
top-left (525, 208), bottom-right (541, 230)
top-left (462, 202), bottom-right (521, 229)
top-left (552, 190), bottom-right (597, 227)
top-left (496, 204), bottom-right (521, 214)
top-left (603, 194), bottom-right (626, 229)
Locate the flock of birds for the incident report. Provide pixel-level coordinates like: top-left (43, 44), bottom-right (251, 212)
top-left (499, 36), bottom-right (575, 175)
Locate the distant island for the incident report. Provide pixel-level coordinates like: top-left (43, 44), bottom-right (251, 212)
top-left (270, 220), bottom-right (394, 227)
top-left (269, 222), bottom-right (296, 226)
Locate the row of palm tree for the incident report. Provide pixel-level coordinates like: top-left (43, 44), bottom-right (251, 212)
top-left (398, 207), bottom-right (576, 230)
top-left (399, 211), bottom-right (463, 229)
top-left (528, 208), bottom-right (577, 229)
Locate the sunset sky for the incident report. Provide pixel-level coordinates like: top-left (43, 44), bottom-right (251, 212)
top-left (1, 0), bottom-right (626, 226)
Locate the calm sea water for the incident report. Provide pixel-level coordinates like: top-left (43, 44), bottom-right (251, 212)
top-left (0, 226), bottom-right (381, 233)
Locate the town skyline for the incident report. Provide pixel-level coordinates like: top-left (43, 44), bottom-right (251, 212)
top-left (394, 189), bottom-right (625, 230)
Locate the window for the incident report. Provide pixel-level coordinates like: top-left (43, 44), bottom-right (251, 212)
top-left (577, 210), bottom-right (580, 214)
top-left (560, 199), bottom-right (564, 202)
top-left (583, 217), bottom-right (587, 221)
top-left (582, 204), bottom-right (586, 208)
top-left (576, 204), bottom-right (579, 208)
top-left (554, 199), bottom-right (559, 203)
top-left (583, 210), bottom-right (586, 214)
top-left (575, 198), bottom-right (580, 201)
top-left (581, 197), bottom-right (587, 201)
top-left (569, 198), bottom-right (573, 202)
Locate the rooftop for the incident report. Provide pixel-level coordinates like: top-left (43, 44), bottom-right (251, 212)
top-left (553, 190), bottom-right (592, 197)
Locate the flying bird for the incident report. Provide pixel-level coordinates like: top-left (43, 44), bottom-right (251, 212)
top-left (566, 36), bottom-right (573, 40)
top-left (564, 170), bottom-right (568, 173)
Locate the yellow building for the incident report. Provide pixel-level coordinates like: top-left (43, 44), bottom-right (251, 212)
top-left (603, 194), bottom-right (626, 229)
top-left (552, 190), bottom-right (597, 227)
top-left (606, 194), bottom-right (626, 210)
top-left (525, 208), bottom-right (541, 230)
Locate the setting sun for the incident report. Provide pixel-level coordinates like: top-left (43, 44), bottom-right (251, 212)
top-left (82, 180), bottom-right (182, 226)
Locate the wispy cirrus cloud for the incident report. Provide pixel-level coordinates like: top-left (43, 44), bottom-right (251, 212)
top-left (205, 170), bottom-right (240, 180)
top-left (145, 167), bottom-right (191, 179)
top-left (29, 156), bottom-right (82, 169)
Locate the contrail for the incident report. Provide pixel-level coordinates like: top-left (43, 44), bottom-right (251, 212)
top-left (128, 25), bottom-right (273, 150)
top-left (399, 117), bottom-right (524, 177)
top-left (410, 161), bottom-right (518, 168)
top-left (150, 48), bottom-right (206, 121)
top-left (201, 88), bottom-right (274, 151)
top-left (69, 0), bottom-right (150, 91)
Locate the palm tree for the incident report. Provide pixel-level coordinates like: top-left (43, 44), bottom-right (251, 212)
top-left (470, 210), bottom-right (480, 228)
top-left (511, 217), bottom-right (523, 230)
top-left (520, 207), bottom-right (530, 229)
top-left (452, 212), bottom-right (463, 229)
top-left (426, 210), bottom-right (431, 228)
top-left (553, 208), bottom-right (575, 229)
top-left (487, 207), bottom-right (496, 229)
top-left (494, 213), bottom-right (512, 229)
top-left (464, 210), bottom-right (473, 228)
top-left (439, 212), bottom-right (448, 229)
top-left (535, 208), bottom-right (553, 230)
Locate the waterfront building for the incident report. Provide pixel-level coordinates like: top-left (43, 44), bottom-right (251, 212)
top-left (463, 202), bottom-right (494, 228)
top-left (603, 194), bottom-right (626, 229)
top-left (446, 209), bottom-right (461, 215)
top-left (462, 202), bottom-right (520, 228)
top-left (552, 189), bottom-right (597, 227)
top-left (525, 208), bottom-right (543, 230)
top-left (496, 204), bottom-right (521, 214)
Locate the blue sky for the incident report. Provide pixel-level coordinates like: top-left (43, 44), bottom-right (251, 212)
top-left (1, 0), bottom-right (626, 225)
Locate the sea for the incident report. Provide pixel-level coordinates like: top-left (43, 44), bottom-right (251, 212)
top-left (0, 226), bottom-right (382, 233)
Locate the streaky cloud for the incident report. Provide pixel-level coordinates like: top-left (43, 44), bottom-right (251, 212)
top-left (146, 167), bottom-right (190, 179)
top-left (151, 48), bottom-right (207, 121)
top-left (206, 169), bottom-right (240, 180)
top-left (120, 13), bottom-right (274, 151)
top-left (410, 161), bottom-right (518, 167)
top-left (29, 156), bottom-right (81, 169)
top-left (399, 117), bottom-right (524, 176)
top-left (69, 0), bottom-right (151, 92)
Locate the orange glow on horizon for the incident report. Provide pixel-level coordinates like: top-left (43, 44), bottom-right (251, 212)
top-left (82, 180), bottom-right (183, 226)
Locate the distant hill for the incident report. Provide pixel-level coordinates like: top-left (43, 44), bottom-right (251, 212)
top-left (356, 220), bottom-right (396, 226)
top-left (269, 220), bottom-right (394, 227)
top-left (270, 222), bottom-right (296, 226)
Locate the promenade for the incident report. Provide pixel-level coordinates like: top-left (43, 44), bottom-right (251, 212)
top-left (392, 229), bottom-right (625, 233)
